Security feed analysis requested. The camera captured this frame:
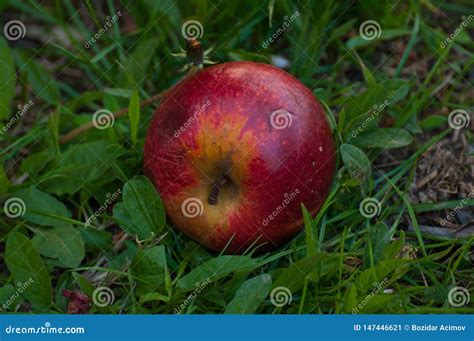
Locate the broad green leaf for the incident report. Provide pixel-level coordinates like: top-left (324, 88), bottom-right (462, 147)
top-left (131, 246), bottom-right (168, 297)
top-left (128, 90), bottom-right (140, 146)
top-left (225, 274), bottom-right (272, 314)
top-left (116, 176), bottom-right (165, 240)
top-left (0, 285), bottom-right (18, 311)
top-left (352, 128), bottom-right (413, 149)
top-left (41, 141), bottom-right (123, 195)
top-left (346, 28), bottom-right (410, 49)
top-left (340, 144), bottom-right (372, 182)
top-left (178, 256), bottom-right (259, 291)
top-left (32, 226), bottom-right (85, 268)
top-left (419, 115), bottom-right (447, 130)
top-left (5, 232), bottom-right (53, 311)
top-left (273, 254), bottom-right (327, 292)
top-left (363, 222), bottom-right (392, 267)
top-left (0, 38), bottom-right (16, 120)
top-left (343, 283), bottom-right (358, 314)
top-left (14, 186), bottom-right (71, 227)
top-left (80, 228), bottom-right (113, 251)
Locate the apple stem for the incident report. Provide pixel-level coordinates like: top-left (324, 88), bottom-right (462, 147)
top-left (207, 174), bottom-right (230, 205)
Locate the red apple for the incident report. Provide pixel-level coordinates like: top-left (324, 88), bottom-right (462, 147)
top-left (144, 61), bottom-right (335, 253)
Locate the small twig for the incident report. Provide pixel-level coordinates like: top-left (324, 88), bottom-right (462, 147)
top-left (59, 67), bottom-right (198, 144)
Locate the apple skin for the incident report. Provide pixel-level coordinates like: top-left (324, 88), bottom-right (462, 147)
top-left (144, 61), bottom-right (335, 253)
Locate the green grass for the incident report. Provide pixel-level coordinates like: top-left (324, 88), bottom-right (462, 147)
top-left (0, 0), bottom-right (473, 314)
